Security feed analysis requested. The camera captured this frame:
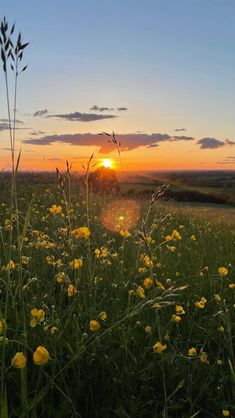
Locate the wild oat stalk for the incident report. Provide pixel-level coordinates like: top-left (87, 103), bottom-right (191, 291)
top-left (0, 16), bottom-right (29, 416)
top-left (99, 131), bottom-right (124, 175)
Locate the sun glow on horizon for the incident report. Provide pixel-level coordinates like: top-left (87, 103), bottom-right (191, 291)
top-left (102, 158), bottom-right (113, 168)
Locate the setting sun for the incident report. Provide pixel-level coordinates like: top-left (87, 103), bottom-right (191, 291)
top-left (102, 158), bottom-right (113, 168)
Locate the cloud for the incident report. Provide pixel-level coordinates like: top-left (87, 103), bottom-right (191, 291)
top-left (0, 119), bottom-right (24, 131)
top-left (30, 130), bottom-right (46, 136)
top-left (90, 105), bottom-right (114, 112)
top-left (47, 111), bottom-right (117, 122)
top-left (33, 109), bottom-right (48, 117)
top-left (197, 137), bottom-right (235, 149)
top-left (90, 105), bottom-right (128, 112)
top-left (175, 128), bottom-right (186, 132)
top-left (22, 132), bottom-right (195, 153)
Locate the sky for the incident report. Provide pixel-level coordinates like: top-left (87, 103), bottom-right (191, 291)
top-left (1, 0), bottom-right (235, 171)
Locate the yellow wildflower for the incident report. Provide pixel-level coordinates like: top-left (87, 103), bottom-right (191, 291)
top-left (21, 256), bottom-right (29, 265)
top-left (214, 294), bottom-right (221, 302)
top-left (200, 351), bottom-right (209, 364)
top-left (67, 284), bottom-right (77, 297)
top-left (175, 305), bottom-right (185, 315)
top-left (156, 281), bottom-right (165, 290)
top-left (11, 352), bottom-right (26, 369)
top-left (190, 235), bottom-right (196, 241)
top-left (56, 272), bottom-right (66, 284)
top-left (218, 326), bottom-right (224, 333)
top-left (89, 320), bottom-right (100, 332)
top-left (165, 235), bottom-right (173, 241)
top-left (218, 267), bottom-right (228, 277)
top-left (6, 260), bottom-right (16, 270)
top-left (95, 247), bottom-right (109, 258)
top-left (33, 346), bottom-right (50, 365)
top-left (48, 205), bottom-right (62, 215)
top-left (138, 267), bottom-right (147, 273)
top-left (140, 254), bottom-right (153, 268)
top-left (119, 229), bottom-right (131, 238)
top-left (228, 283), bottom-right (235, 289)
top-left (171, 315), bottom-right (181, 323)
top-left (136, 286), bottom-right (145, 299)
top-left (30, 308), bottom-right (45, 327)
top-left (167, 245), bottom-right (176, 252)
top-left (172, 230), bottom-right (182, 241)
top-left (46, 255), bottom-right (55, 265)
top-left (222, 410), bottom-right (230, 417)
top-left (143, 278), bottom-right (153, 289)
top-left (145, 325), bottom-right (152, 334)
top-left (188, 347), bottom-right (197, 357)
top-left (153, 341), bottom-right (167, 353)
top-left (98, 311), bottom-right (107, 321)
top-left (72, 227), bottom-right (91, 239)
top-left (70, 258), bottom-right (83, 270)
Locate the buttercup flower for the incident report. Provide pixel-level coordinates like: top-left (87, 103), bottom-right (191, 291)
top-left (72, 227), bottom-right (91, 239)
top-left (188, 347), bottom-right (197, 357)
top-left (171, 315), bottom-right (182, 323)
top-left (7, 260), bottom-right (16, 270)
top-left (119, 229), bottom-right (131, 238)
top-left (145, 325), bottom-right (152, 334)
top-left (143, 278), bottom-right (153, 289)
top-left (11, 352), bottom-right (26, 369)
top-left (33, 346), bottom-right (50, 365)
top-left (172, 230), bottom-right (182, 241)
top-left (48, 205), bottom-right (62, 215)
top-left (218, 267), bottom-right (228, 277)
top-left (95, 247), bottom-right (109, 258)
top-left (200, 350), bottom-right (209, 364)
top-left (175, 305), bottom-right (185, 315)
top-left (153, 341), bottom-right (167, 353)
top-left (67, 284), bottom-right (77, 297)
top-left (30, 308), bottom-right (45, 327)
top-left (98, 311), bottom-right (107, 321)
top-left (89, 320), bottom-right (100, 332)
top-left (136, 286), bottom-right (145, 299)
top-left (70, 259), bottom-right (83, 270)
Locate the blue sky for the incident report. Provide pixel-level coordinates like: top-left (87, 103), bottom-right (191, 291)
top-left (1, 0), bottom-right (235, 170)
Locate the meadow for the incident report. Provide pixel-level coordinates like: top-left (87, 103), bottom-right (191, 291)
top-left (0, 174), bottom-right (234, 418)
top-left (0, 16), bottom-right (234, 418)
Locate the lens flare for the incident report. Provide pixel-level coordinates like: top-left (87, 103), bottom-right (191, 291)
top-left (101, 199), bottom-right (140, 232)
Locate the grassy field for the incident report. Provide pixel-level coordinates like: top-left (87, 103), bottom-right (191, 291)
top-left (0, 177), bottom-right (234, 418)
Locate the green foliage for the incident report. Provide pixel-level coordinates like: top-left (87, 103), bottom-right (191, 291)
top-left (0, 181), bottom-right (234, 417)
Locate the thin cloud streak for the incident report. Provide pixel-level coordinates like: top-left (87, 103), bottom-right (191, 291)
top-left (47, 111), bottom-right (118, 122)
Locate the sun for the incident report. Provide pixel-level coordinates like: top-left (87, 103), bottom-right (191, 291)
top-left (102, 158), bottom-right (113, 168)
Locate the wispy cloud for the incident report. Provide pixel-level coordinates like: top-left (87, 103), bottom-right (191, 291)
top-left (0, 119), bottom-right (24, 131)
top-left (33, 109), bottom-right (48, 117)
top-left (22, 132), bottom-right (195, 153)
top-left (175, 128), bottom-right (186, 132)
top-left (197, 137), bottom-right (235, 149)
top-left (30, 130), bottom-right (46, 136)
top-left (90, 105), bottom-right (128, 112)
top-left (47, 111), bottom-right (117, 122)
